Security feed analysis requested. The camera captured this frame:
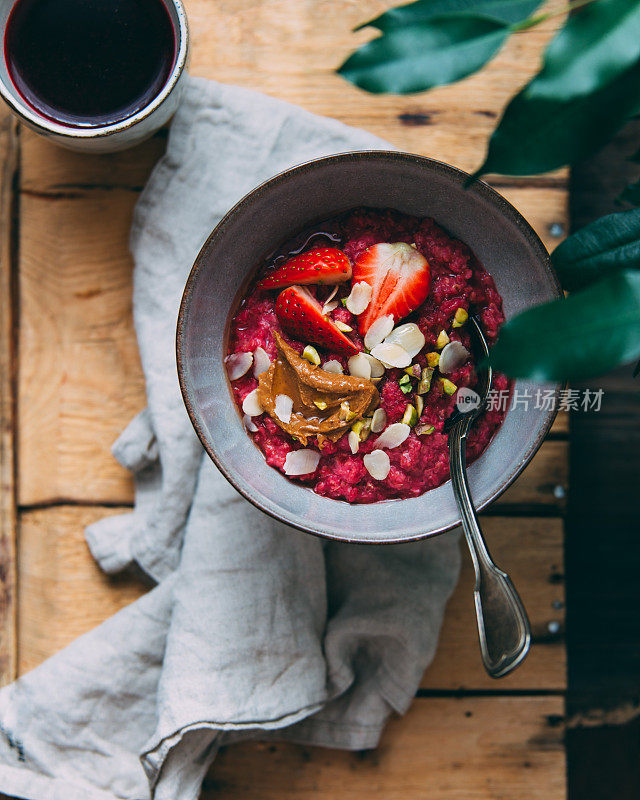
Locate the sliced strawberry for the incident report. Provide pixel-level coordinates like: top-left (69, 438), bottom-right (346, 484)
top-left (353, 242), bottom-right (430, 335)
top-left (258, 248), bottom-right (351, 290)
top-left (276, 286), bottom-right (358, 355)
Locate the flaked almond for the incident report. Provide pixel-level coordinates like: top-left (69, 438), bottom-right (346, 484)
top-left (284, 449), bottom-right (320, 476)
top-left (322, 359), bottom-right (343, 374)
top-left (383, 323), bottom-right (425, 359)
top-left (370, 407), bottom-right (387, 433)
top-left (274, 393), bottom-right (293, 424)
top-left (345, 281), bottom-right (372, 315)
top-left (242, 388), bottom-right (263, 417)
top-left (226, 352), bottom-right (253, 380)
top-left (363, 449), bottom-right (390, 481)
top-left (375, 422), bottom-right (410, 449)
top-left (335, 320), bottom-right (353, 332)
top-left (253, 346), bottom-right (271, 377)
top-left (369, 342), bottom-right (412, 368)
top-left (348, 431), bottom-right (360, 454)
top-left (322, 285), bottom-right (339, 315)
top-left (361, 352), bottom-right (385, 378)
top-left (438, 341), bottom-right (470, 374)
top-left (322, 300), bottom-right (339, 315)
top-left (348, 352), bottom-right (372, 380)
top-left (364, 314), bottom-right (394, 350)
top-left (243, 414), bottom-right (258, 433)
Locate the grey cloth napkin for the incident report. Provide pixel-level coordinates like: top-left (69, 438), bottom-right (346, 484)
top-left (0, 77), bottom-right (461, 800)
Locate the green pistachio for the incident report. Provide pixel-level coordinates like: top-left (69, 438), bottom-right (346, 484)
top-left (452, 308), bottom-right (468, 328)
top-left (302, 345), bottom-right (321, 365)
top-left (440, 378), bottom-right (457, 396)
top-left (436, 330), bottom-right (450, 350)
top-left (416, 367), bottom-right (434, 395)
top-left (401, 404), bottom-right (418, 427)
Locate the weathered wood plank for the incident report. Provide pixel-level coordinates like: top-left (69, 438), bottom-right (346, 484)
top-left (17, 505), bottom-right (145, 675)
top-left (0, 112), bottom-right (18, 687)
top-left (204, 696), bottom-right (566, 800)
top-left (18, 507), bottom-right (564, 692)
top-left (551, 411), bottom-right (568, 436)
top-left (19, 128), bottom-right (568, 252)
top-left (497, 439), bottom-right (566, 511)
top-left (20, 127), bottom-right (166, 195)
top-left (17, 191), bottom-right (144, 507)
top-left (17, 188), bottom-right (567, 507)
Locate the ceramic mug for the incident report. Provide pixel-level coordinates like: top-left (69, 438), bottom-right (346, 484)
top-left (0, 0), bottom-right (189, 153)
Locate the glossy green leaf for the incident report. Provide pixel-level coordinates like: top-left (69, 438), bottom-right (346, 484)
top-left (551, 208), bottom-right (640, 291)
top-left (339, 16), bottom-right (508, 94)
top-left (487, 270), bottom-right (640, 382)
top-left (360, 0), bottom-right (541, 31)
top-left (475, 0), bottom-right (640, 176)
top-left (620, 178), bottom-right (640, 206)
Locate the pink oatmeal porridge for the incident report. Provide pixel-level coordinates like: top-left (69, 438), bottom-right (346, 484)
top-left (226, 208), bottom-right (510, 504)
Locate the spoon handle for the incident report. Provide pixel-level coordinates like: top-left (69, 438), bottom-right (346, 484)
top-left (449, 418), bottom-right (531, 678)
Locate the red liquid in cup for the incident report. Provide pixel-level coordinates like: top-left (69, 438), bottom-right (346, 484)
top-left (4, 0), bottom-right (177, 128)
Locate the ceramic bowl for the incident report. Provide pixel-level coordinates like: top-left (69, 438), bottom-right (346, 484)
top-left (177, 151), bottom-right (561, 544)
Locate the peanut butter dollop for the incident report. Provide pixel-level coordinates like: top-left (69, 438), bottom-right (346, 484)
top-left (258, 332), bottom-right (379, 445)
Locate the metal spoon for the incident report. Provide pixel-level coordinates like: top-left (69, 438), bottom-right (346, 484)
top-left (445, 317), bottom-right (531, 678)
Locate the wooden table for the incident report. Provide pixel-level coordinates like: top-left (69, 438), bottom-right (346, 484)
top-left (0, 2), bottom-right (569, 797)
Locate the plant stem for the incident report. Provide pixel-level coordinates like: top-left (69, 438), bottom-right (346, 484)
top-left (511, 0), bottom-right (599, 33)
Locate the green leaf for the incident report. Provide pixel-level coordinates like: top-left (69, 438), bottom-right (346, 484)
top-left (551, 207), bottom-right (640, 291)
top-left (339, 15), bottom-right (509, 94)
top-left (487, 269), bottom-right (640, 382)
top-left (620, 178), bottom-right (640, 206)
top-left (360, 0), bottom-right (541, 30)
top-left (475, 0), bottom-right (640, 176)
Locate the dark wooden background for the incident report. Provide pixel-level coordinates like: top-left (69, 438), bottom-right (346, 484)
top-left (567, 118), bottom-right (640, 800)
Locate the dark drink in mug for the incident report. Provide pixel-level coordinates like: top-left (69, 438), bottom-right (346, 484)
top-left (0, 0), bottom-right (188, 151)
top-left (4, 0), bottom-right (177, 127)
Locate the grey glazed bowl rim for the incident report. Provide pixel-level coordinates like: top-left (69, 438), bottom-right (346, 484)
top-left (177, 150), bottom-right (561, 544)
top-left (0, 0), bottom-right (189, 138)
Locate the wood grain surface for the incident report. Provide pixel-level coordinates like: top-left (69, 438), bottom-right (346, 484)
top-left (2, 0), bottom-right (570, 796)
top-left (204, 696), bottom-right (566, 799)
top-left (0, 111), bottom-right (18, 687)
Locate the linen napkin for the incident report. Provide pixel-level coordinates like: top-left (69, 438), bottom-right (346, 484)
top-left (0, 77), bottom-right (461, 800)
